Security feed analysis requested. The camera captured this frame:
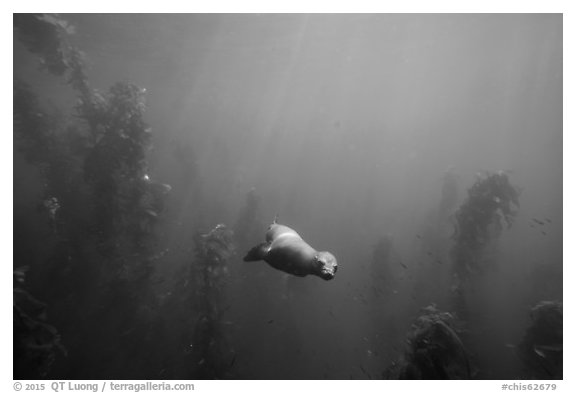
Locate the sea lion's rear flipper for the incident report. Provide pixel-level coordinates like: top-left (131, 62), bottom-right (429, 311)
top-left (243, 242), bottom-right (271, 262)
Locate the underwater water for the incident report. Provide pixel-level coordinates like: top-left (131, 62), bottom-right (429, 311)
top-left (13, 14), bottom-right (562, 380)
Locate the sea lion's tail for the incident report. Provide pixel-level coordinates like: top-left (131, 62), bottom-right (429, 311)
top-left (243, 242), bottom-right (270, 262)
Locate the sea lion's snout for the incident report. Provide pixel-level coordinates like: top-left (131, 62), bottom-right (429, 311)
top-left (321, 265), bottom-right (337, 280)
top-left (315, 251), bottom-right (338, 280)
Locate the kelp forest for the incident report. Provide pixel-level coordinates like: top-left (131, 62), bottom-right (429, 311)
top-left (13, 14), bottom-right (562, 380)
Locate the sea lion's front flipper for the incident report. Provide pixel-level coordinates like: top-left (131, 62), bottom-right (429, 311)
top-left (243, 242), bottom-right (271, 262)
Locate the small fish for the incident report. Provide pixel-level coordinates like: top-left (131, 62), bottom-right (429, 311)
top-left (13, 266), bottom-right (29, 283)
top-left (534, 344), bottom-right (562, 352)
top-left (328, 309), bottom-right (335, 318)
top-left (545, 218), bottom-right (552, 223)
top-left (267, 319), bottom-right (274, 324)
top-left (198, 358), bottom-right (205, 365)
top-left (435, 259), bottom-right (443, 265)
top-left (534, 347), bottom-right (547, 358)
top-left (416, 234), bottom-right (422, 239)
top-left (426, 252), bottom-right (433, 257)
top-left (532, 218), bottom-right (546, 226)
top-left (399, 262), bottom-right (408, 269)
top-left (541, 231), bottom-right (547, 236)
top-left (145, 209), bottom-right (158, 218)
top-left (229, 354), bottom-right (237, 368)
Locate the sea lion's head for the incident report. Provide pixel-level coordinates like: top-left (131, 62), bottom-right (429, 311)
top-left (313, 251), bottom-right (338, 280)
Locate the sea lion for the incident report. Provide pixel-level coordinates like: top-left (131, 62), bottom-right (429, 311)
top-left (243, 219), bottom-right (338, 280)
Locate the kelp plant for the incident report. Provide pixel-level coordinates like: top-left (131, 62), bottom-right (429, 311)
top-left (191, 224), bottom-right (236, 379)
top-left (14, 14), bottom-right (170, 378)
top-left (450, 171), bottom-right (519, 314)
top-left (13, 267), bottom-right (66, 379)
top-left (385, 304), bottom-right (471, 380)
top-left (517, 301), bottom-right (562, 379)
top-left (15, 14), bottom-right (169, 250)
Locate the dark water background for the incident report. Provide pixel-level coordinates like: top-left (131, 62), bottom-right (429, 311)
top-left (13, 14), bottom-right (562, 379)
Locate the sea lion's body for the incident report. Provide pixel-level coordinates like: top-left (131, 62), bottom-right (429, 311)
top-left (243, 222), bottom-right (338, 280)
